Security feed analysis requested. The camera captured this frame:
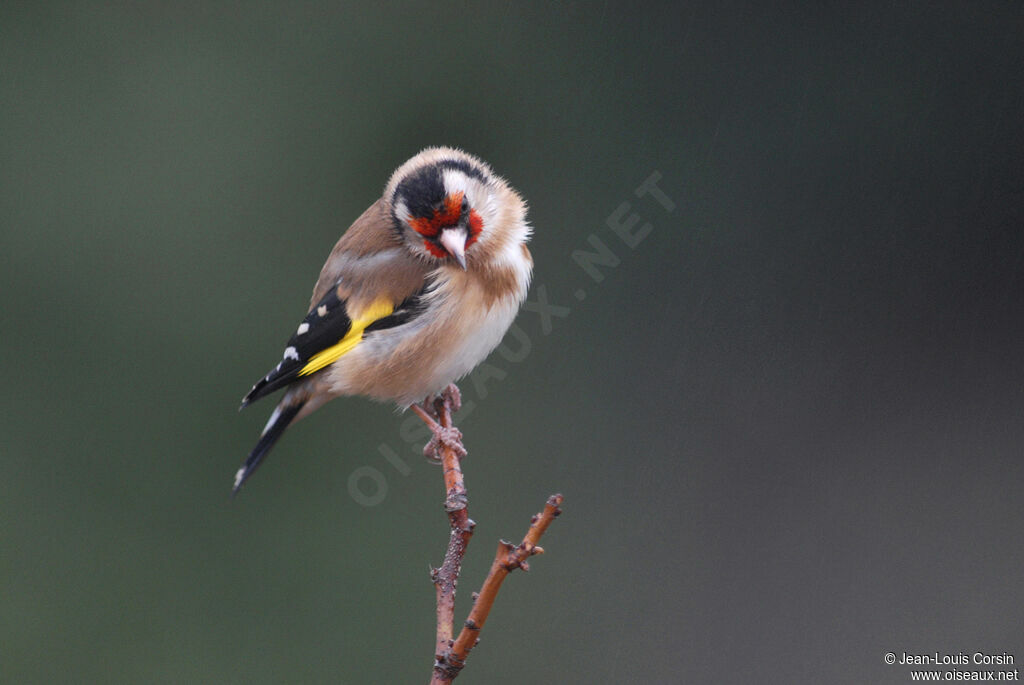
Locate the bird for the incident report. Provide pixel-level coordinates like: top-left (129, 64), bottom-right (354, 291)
top-left (233, 147), bottom-right (533, 494)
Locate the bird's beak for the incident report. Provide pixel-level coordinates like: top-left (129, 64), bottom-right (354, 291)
top-left (440, 227), bottom-right (468, 270)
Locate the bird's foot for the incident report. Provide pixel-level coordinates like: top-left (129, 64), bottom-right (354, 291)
top-left (412, 383), bottom-right (465, 461)
top-left (440, 383), bottom-right (462, 413)
top-left (424, 425), bottom-right (467, 461)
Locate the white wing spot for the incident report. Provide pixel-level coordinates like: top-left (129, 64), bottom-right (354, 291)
top-left (233, 467), bottom-right (246, 490)
top-left (317, 305), bottom-right (328, 317)
top-left (283, 346), bottom-right (299, 361)
top-left (296, 322), bottom-right (310, 335)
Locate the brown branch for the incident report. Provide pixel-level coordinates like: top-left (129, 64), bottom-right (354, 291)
top-left (415, 385), bottom-right (564, 684)
top-left (432, 494), bottom-right (564, 683)
top-left (413, 387), bottom-right (474, 667)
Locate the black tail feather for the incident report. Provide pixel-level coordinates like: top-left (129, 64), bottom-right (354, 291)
top-left (232, 400), bottom-right (305, 496)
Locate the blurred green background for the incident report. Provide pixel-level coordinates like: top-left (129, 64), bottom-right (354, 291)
top-left (3, 3), bottom-right (1023, 683)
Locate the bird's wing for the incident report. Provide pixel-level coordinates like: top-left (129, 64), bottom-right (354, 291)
top-left (241, 200), bottom-right (429, 408)
top-left (309, 198), bottom-right (404, 305)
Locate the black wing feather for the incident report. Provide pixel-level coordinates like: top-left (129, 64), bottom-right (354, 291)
top-left (365, 288), bottom-right (429, 333)
top-left (240, 287), bottom-right (352, 407)
top-left (240, 284), bottom-right (430, 408)
top-left (232, 399), bottom-right (305, 495)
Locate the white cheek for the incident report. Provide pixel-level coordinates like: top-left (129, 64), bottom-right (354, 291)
top-left (492, 232), bottom-right (533, 288)
top-left (393, 199), bottom-right (411, 225)
top-left (468, 197), bottom-right (501, 247)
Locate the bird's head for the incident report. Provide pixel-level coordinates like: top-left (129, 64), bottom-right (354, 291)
top-left (388, 148), bottom-right (511, 269)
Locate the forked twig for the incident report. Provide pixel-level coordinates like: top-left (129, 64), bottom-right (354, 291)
top-left (433, 494), bottom-right (563, 682)
top-left (413, 385), bottom-right (563, 684)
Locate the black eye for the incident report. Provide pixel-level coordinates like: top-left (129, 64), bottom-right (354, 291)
top-left (461, 198), bottom-right (469, 212)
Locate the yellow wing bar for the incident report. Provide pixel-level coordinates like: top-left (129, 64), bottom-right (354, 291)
top-left (298, 298), bottom-right (394, 377)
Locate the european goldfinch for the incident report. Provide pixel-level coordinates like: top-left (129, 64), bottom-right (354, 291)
top-left (234, 147), bottom-right (533, 494)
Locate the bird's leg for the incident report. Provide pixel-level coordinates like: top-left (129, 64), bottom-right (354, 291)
top-left (412, 385), bottom-right (467, 462)
top-left (420, 392), bottom-right (441, 420)
top-left (440, 383), bottom-right (462, 413)
top-left (430, 384), bottom-right (466, 460)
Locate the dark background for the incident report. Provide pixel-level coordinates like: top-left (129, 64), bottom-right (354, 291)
top-left (3, 3), bottom-right (1022, 683)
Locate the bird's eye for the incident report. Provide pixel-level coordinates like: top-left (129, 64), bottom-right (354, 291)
top-left (461, 198), bottom-right (469, 213)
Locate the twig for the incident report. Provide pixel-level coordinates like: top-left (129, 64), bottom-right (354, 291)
top-left (434, 494), bottom-right (564, 682)
top-left (413, 387), bottom-right (474, 665)
top-left (414, 385), bottom-right (564, 684)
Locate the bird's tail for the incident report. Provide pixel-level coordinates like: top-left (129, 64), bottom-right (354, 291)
top-left (232, 397), bottom-right (307, 496)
